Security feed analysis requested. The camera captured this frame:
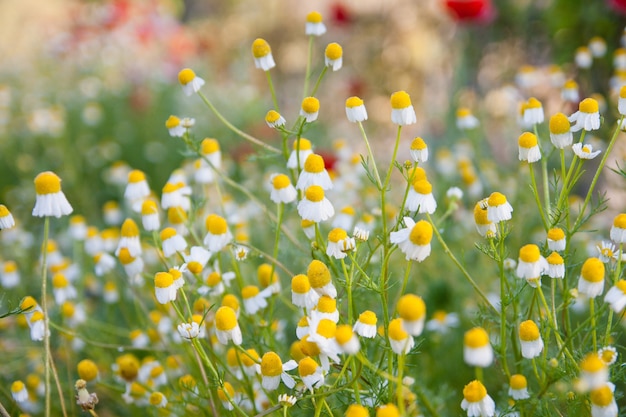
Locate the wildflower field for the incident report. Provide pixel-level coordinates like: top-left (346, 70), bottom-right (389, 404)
top-left (3, 1), bottom-right (626, 416)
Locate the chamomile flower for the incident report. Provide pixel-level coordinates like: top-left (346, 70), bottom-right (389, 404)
top-left (11, 380), bottom-right (28, 403)
top-left (575, 46), bottom-right (593, 68)
top-left (580, 353), bottom-right (609, 390)
top-left (177, 322), bottom-right (200, 340)
top-left (390, 91), bottom-right (417, 126)
top-left (103, 281), bottom-right (119, 303)
top-left (160, 227), bottom-right (187, 257)
top-left (522, 97), bottom-right (544, 125)
top-left (578, 257), bottom-right (606, 298)
top-left (390, 217), bottom-right (433, 262)
top-left (296, 316), bottom-right (310, 339)
top-left (325, 42), bottom-right (343, 71)
top-left (407, 179), bottom-right (437, 214)
top-left (327, 228), bottom-right (354, 259)
top-left (154, 272), bottom-right (177, 304)
top-left (260, 351), bottom-right (297, 390)
top-left (354, 310), bottom-right (378, 338)
top-left (569, 98), bottom-right (601, 132)
top-left (463, 327), bottom-right (493, 367)
top-left (287, 138), bottom-right (314, 169)
top-left (115, 218), bottom-right (142, 257)
top-left (599, 346), bottom-right (618, 366)
top-left (29, 310), bottom-right (48, 341)
top-left (296, 154), bottom-right (333, 191)
top-left (251, 38), bottom-right (275, 71)
top-left (572, 142), bottom-right (602, 159)
top-left (610, 213), bottom-right (626, 243)
top-left (618, 86), bottom-right (626, 116)
top-left (311, 295), bottom-right (340, 323)
top-left (456, 108), bottom-right (479, 130)
top-left (300, 97), bottom-right (320, 123)
top-left (0, 260), bottom-right (19, 288)
top-left (519, 320), bottom-right (543, 359)
top-left (560, 79), bottom-right (579, 103)
top-left (118, 248), bottom-right (144, 280)
top-left (52, 273), bottom-right (77, 304)
top-left (590, 383), bottom-right (618, 417)
top-left (388, 318), bottom-right (414, 355)
top-left (298, 356), bottom-right (325, 391)
top-left (203, 214), bottom-right (232, 252)
top-left (604, 280), bottom-right (626, 313)
top-left (125, 170), bottom-right (150, 212)
top-left (461, 380), bottom-right (496, 417)
top-left (291, 274), bottom-right (320, 310)
top-left (307, 260), bottom-right (337, 298)
top-left (305, 11), bottom-right (326, 36)
top-left (548, 112), bottom-right (573, 149)
top-left (547, 227), bottom-right (566, 251)
top-left (345, 96), bottom-right (368, 122)
top-left (346, 404), bottom-right (370, 417)
top-left (0, 204), bottom-right (15, 229)
top-left (474, 202), bottom-right (496, 237)
top-left (214, 306), bottom-right (242, 346)
top-left (518, 132), bottom-right (541, 163)
top-left (517, 244), bottom-right (547, 281)
top-left (242, 285), bottom-right (271, 315)
top-left (508, 374), bottom-right (530, 400)
top-left (265, 110), bottom-right (286, 128)
top-left (597, 241), bottom-right (617, 263)
top-left (426, 310), bottom-right (460, 333)
top-left (332, 206), bottom-right (355, 231)
top-left (32, 171), bottom-right (73, 218)
top-left (161, 182), bottom-right (191, 211)
top-left (397, 294), bottom-right (426, 336)
top-left (183, 246), bottom-right (211, 276)
top-left (165, 115), bottom-right (185, 137)
top-left (298, 185), bottom-right (335, 222)
top-left (335, 325), bottom-right (360, 354)
top-left (377, 404), bottom-right (400, 417)
top-left (545, 252), bottom-right (565, 279)
top-left (178, 68), bottom-right (205, 96)
top-left (487, 192), bottom-right (513, 223)
top-left (409, 137), bottom-right (428, 163)
top-left (353, 226), bottom-right (370, 242)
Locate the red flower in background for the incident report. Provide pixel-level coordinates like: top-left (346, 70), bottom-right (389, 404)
top-left (443, 0), bottom-right (495, 24)
top-left (608, 0), bottom-right (626, 14)
top-left (330, 2), bottom-right (352, 26)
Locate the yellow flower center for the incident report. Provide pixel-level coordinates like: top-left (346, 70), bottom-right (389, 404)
top-left (34, 171), bottom-right (62, 195)
top-left (11, 381), bottom-right (25, 393)
top-left (526, 97), bottom-right (542, 109)
top-left (300, 335), bottom-right (321, 357)
top-left (412, 179), bottom-right (432, 194)
top-left (293, 138), bottom-right (312, 150)
top-left (509, 374), bottom-right (527, 390)
top-left (20, 296), bottom-right (37, 311)
top-left (258, 263), bottom-right (277, 287)
top-left (117, 354), bottom-right (139, 381)
top-left (547, 227), bottom-right (565, 241)
top-left (519, 244), bottom-right (540, 263)
top-left (298, 316), bottom-right (309, 327)
top-left (388, 318), bottom-right (408, 341)
top-left (518, 132), bottom-right (538, 148)
top-left (397, 294), bottom-right (426, 321)
top-left (154, 272), bottom-right (174, 289)
top-left (160, 227), bottom-right (177, 241)
top-left (221, 294), bottom-right (239, 312)
top-left (613, 213), bottom-right (626, 229)
top-left (149, 392), bottom-right (165, 406)
top-left (317, 295), bottom-right (337, 314)
top-left (265, 110), bottom-right (281, 123)
top-left (620, 85), bottom-right (626, 99)
top-left (463, 380), bottom-right (487, 402)
top-left (409, 167), bottom-right (427, 182)
top-left (328, 228), bottom-right (348, 243)
top-left (457, 108), bottom-right (471, 117)
top-left (307, 260), bottom-right (331, 288)
top-left (346, 96), bottom-right (364, 108)
top-left (178, 68), bottom-right (196, 85)
top-left (301, 97), bottom-right (320, 113)
top-left (464, 327), bottom-right (489, 348)
top-left (242, 349), bottom-right (260, 367)
top-left (298, 356), bottom-right (318, 377)
top-left (179, 374), bottom-right (196, 389)
top-left (52, 273), bottom-right (68, 288)
top-left (201, 138), bottom-right (219, 154)
top-left (335, 325), bottom-right (354, 345)
top-left (168, 206), bottom-right (187, 224)
top-left (488, 192), bottom-right (507, 207)
top-left (215, 306), bottom-right (238, 331)
top-left (165, 115), bottom-right (180, 129)
top-left (600, 348), bottom-right (617, 364)
top-left (304, 154), bottom-right (325, 174)
top-left (581, 353), bottom-right (607, 372)
top-left (564, 79), bottom-right (578, 89)
top-left (546, 252), bottom-right (564, 265)
top-left (549, 112), bottom-right (571, 134)
top-left (291, 274), bottom-right (311, 294)
top-left (3, 260), bottom-right (17, 273)
top-left (306, 11), bottom-right (323, 23)
top-left (305, 185), bottom-right (325, 203)
top-left (377, 404), bottom-right (400, 417)
top-left (410, 137), bottom-right (427, 151)
top-left (616, 280), bottom-right (626, 294)
top-left (345, 405), bottom-right (369, 417)
top-left (474, 203), bottom-right (490, 226)
top-left (581, 257), bottom-right (605, 283)
top-left (128, 169), bottom-right (146, 183)
top-left (579, 98), bottom-right (599, 114)
top-left (590, 385), bottom-right (614, 407)
top-left (120, 219), bottom-right (139, 237)
top-left (206, 214), bottom-right (228, 235)
top-left (31, 310), bottom-right (44, 322)
top-left (408, 220), bottom-right (433, 246)
top-left (0, 205), bottom-right (9, 217)
top-left (61, 301), bottom-right (75, 317)
top-left (252, 38), bottom-right (271, 58)
top-left (141, 200), bottom-right (157, 215)
top-left (582, 145), bottom-right (592, 153)
top-left (217, 382), bottom-right (234, 402)
top-left (432, 310), bottom-right (447, 322)
top-left (519, 320), bottom-right (540, 341)
top-left (316, 318), bottom-right (336, 338)
top-left (261, 351), bottom-right (283, 376)
top-left (390, 91), bottom-right (411, 109)
top-left (356, 310), bottom-right (376, 326)
top-left (117, 248), bottom-right (135, 265)
top-left (325, 42), bottom-right (343, 60)
top-left (242, 285), bottom-right (260, 300)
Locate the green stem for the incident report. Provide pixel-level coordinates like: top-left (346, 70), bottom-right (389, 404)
top-left (590, 297), bottom-right (597, 352)
top-left (604, 243), bottom-right (624, 345)
top-left (266, 70), bottom-right (280, 114)
top-left (41, 216), bottom-right (52, 417)
top-left (397, 353), bottom-right (406, 416)
top-left (303, 36), bottom-right (314, 98)
top-left (529, 162), bottom-right (548, 230)
top-left (310, 66), bottom-right (328, 97)
top-left (534, 124), bottom-right (551, 220)
top-left (357, 121), bottom-right (382, 189)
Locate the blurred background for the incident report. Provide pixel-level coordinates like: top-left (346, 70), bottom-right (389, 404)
top-left (0, 0), bottom-right (625, 223)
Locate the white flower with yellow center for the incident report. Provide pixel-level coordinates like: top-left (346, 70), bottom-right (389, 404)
top-left (154, 272), bottom-right (177, 304)
top-left (203, 214), bottom-right (232, 252)
top-left (461, 380), bottom-right (495, 417)
top-left (161, 181), bottom-right (191, 211)
top-left (178, 68), bottom-right (205, 96)
top-left (522, 97), bottom-right (544, 125)
top-left (604, 280), bottom-right (626, 313)
top-left (118, 248), bottom-right (144, 280)
top-left (242, 285), bottom-right (272, 315)
top-left (549, 112), bottom-right (573, 149)
top-left (517, 244), bottom-right (548, 282)
top-left (580, 353), bottom-right (609, 390)
top-left (298, 185), bottom-right (334, 222)
top-left (214, 306), bottom-right (242, 346)
top-left (390, 217), bottom-right (433, 262)
top-left (160, 227), bottom-right (187, 257)
top-left (456, 107), bottom-right (479, 130)
top-left (486, 192), bottom-right (513, 223)
top-left (390, 91), bottom-right (417, 126)
top-left (265, 110), bottom-right (286, 128)
top-left (307, 260), bottom-right (337, 298)
top-left (305, 11), bottom-right (326, 36)
top-left (32, 171), bottom-right (73, 218)
top-left (29, 310), bottom-right (48, 341)
top-left (598, 346), bottom-right (618, 366)
top-left (545, 251), bottom-right (565, 279)
top-left (326, 228), bottom-right (354, 259)
top-left (518, 131), bottom-right (541, 163)
top-left (291, 274), bottom-right (320, 310)
top-left (270, 174), bottom-right (297, 204)
top-left (296, 153), bottom-right (333, 190)
top-left (311, 295), bottom-right (340, 323)
top-left (287, 138), bottom-right (314, 169)
top-left (578, 257), bottom-right (606, 298)
top-left (0, 204), bottom-right (15, 230)
top-left (569, 98), bottom-right (601, 132)
top-left (299, 356), bottom-right (325, 391)
top-left (300, 96), bottom-right (320, 123)
top-left (1, 260), bottom-right (20, 288)
top-left (52, 273), bottom-right (77, 304)
top-left (139, 199), bottom-right (159, 232)
top-left (177, 322), bottom-right (200, 340)
top-left (335, 325), bottom-right (360, 354)
top-left (353, 310), bottom-right (377, 338)
top-left (251, 38), bottom-right (275, 71)
top-left (508, 374), bottom-right (530, 400)
top-left (463, 327), bottom-right (493, 367)
top-left (325, 42), bottom-right (343, 71)
top-left (410, 137), bottom-right (428, 163)
top-left (182, 246), bottom-right (211, 276)
top-left (590, 383), bottom-right (618, 417)
top-left (596, 241), bottom-right (617, 263)
top-left (547, 227), bottom-right (566, 251)
top-left (519, 320), bottom-right (543, 359)
top-left (397, 294), bottom-right (426, 336)
top-left (388, 318), bottom-right (414, 355)
top-left (610, 213), bottom-right (626, 243)
top-left (11, 380), bottom-right (28, 403)
top-left (426, 310), bottom-right (460, 333)
top-left (124, 169), bottom-right (150, 212)
top-left (575, 46), bottom-right (593, 68)
top-left (573, 142), bottom-right (602, 159)
top-left (474, 202), bottom-right (496, 238)
top-left (259, 351), bottom-right (297, 390)
top-left (406, 179), bottom-right (437, 214)
top-left (345, 96), bottom-right (368, 123)
top-left (296, 316), bottom-right (310, 340)
top-left (165, 115), bottom-right (185, 137)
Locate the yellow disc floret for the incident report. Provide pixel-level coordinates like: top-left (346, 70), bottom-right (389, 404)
top-left (215, 306), bottom-right (238, 331)
top-left (120, 218), bottom-right (139, 237)
top-left (160, 227), bottom-right (177, 241)
top-left (201, 138), bottom-right (219, 154)
top-left (328, 228), bottom-right (348, 243)
top-left (474, 203), bottom-right (490, 225)
top-left (128, 169), bottom-right (146, 183)
top-left (579, 97), bottom-right (599, 113)
top-left (11, 380), bottom-right (25, 393)
top-left (325, 42), bottom-right (343, 60)
top-left (488, 192), bottom-right (507, 206)
top-left (616, 280), bottom-right (626, 294)
top-left (265, 110), bottom-right (281, 123)
top-left (397, 294), bottom-right (426, 321)
top-left (165, 115), bottom-right (180, 129)
top-left (346, 96), bottom-right (364, 108)
top-left (305, 185), bottom-right (325, 202)
top-left (301, 97), bottom-right (320, 113)
top-left (217, 382), bottom-right (235, 402)
top-left (242, 285), bottom-right (260, 300)
top-left (549, 113), bottom-right (571, 134)
top-left (546, 252), bottom-right (564, 265)
top-left (411, 137), bottom-right (427, 150)
top-left (590, 385), bottom-right (614, 407)
top-left (316, 295), bottom-right (336, 314)
top-left (298, 356), bottom-right (318, 377)
top-left (77, 359), bottom-right (99, 382)
top-left (260, 351), bottom-right (283, 376)
top-left (547, 227), bottom-right (565, 241)
top-left (304, 154), bottom-right (325, 173)
top-left (463, 380), bottom-right (487, 402)
top-left (291, 274), bottom-right (311, 294)
top-left (293, 138), bottom-right (312, 150)
top-left (390, 91), bottom-right (411, 109)
top-left (613, 213), bottom-right (626, 229)
top-left (581, 257), bottom-right (605, 283)
top-left (408, 220), bottom-right (433, 246)
top-left (412, 179), bottom-right (432, 194)
top-left (509, 374), bottom-right (528, 390)
top-left (34, 171), bottom-right (62, 195)
top-left (252, 38), bottom-right (271, 58)
top-left (52, 273), bottom-right (69, 288)
top-left (154, 272), bottom-right (174, 289)
top-left (315, 318), bottom-right (336, 338)
top-left (117, 248), bottom-right (135, 265)
top-left (519, 320), bottom-right (540, 341)
top-left (388, 318), bottom-right (408, 341)
top-left (580, 353), bottom-right (607, 373)
top-left (178, 68), bottom-right (196, 86)
top-left (464, 327), bottom-right (490, 348)
top-left (272, 174), bottom-right (291, 190)
top-left (307, 11), bottom-right (323, 23)
top-left (519, 244), bottom-right (540, 263)
top-left (307, 260), bottom-right (331, 288)
top-left (117, 353), bottom-right (140, 382)
top-left (335, 325), bottom-right (354, 345)
top-left (206, 214), bottom-right (228, 234)
top-left (526, 97), bottom-right (542, 109)
top-left (518, 132), bottom-right (538, 148)
top-left (141, 199), bottom-right (158, 215)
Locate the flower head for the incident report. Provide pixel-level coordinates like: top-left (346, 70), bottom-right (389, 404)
top-left (265, 110), bottom-right (286, 128)
top-left (546, 251), bottom-right (565, 279)
top-left (461, 380), bottom-right (495, 417)
top-left (569, 98), bottom-right (601, 132)
top-left (291, 274), bottom-right (320, 310)
top-left (287, 138), bottom-right (313, 169)
top-left (390, 217), bottom-right (433, 262)
top-left (463, 327), bottom-right (493, 367)
top-left (578, 257), bottom-right (605, 298)
top-left (519, 320), bottom-right (543, 359)
top-left (610, 213), bottom-right (626, 243)
top-left (406, 179), bottom-right (437, 213)
top-left (590, 383), bottom-right (618, 417)
top-left (517, 244), bottom-right (547, 282)
top-left (518, 132), bottom-right (541, 163)
top-left (326, 228), bottom-right (355, 259)
top-left (270, 174), bottom-right (297, 204)
top-left (178, 68), bottom-right (205, 96)
top-left (390, 91), bottom-right (417, 126)
top-left (214, 306), bottom-right (242, 346)
top-left (353, 310), bottom-right (378, 338)
top-left (165, 115), bottom-right (185, 137)
top-left (203, 214), bottom-right (232, 252)
top-left (296, 153), bottom-right (333, 190)
top-left (410, 137), bottom-right (428, 163)
top-left (33, 171), bottom-right (73, 218)
top-left (0, 204), bottom-right (15, 230)
top-left (549, 112), bottom-right (573, 149)
top-left (474, 201), bottom-right (496, 237)
top-left (305, 11), bottom-right (327, 36)
top-left (300, 97), bottom-right (320, 122)
top-left (486, 192), bottom-right (513, 223)
top-left (604, 280), bottom-right (626, 313)
top-left (397, 294), bottom-right (426, 336)
top-left (580, 353), bottom-right (609, 390)
top-left (260, 351), bottom-right (297, 390)
top-left (325, 42), bottom-right (343, 71)
top-left (572, 142), bottom-right (602, 159)
top-left (456, 107), bottom-right (479, 130)
top-left (547, 227), bottom-right (566, 251)
top-left (298, 356), bottom-right (325, 391)
top-left (508, 374), bottom-right (530, 400)
top-left (388, 318), bottom-right (414, 354)
top-left (307, 260), bottom-right (337, 298)
top-left (298, 185), bottom-right (335, 222)
top-left (252, 38), bottom-right (275, 71)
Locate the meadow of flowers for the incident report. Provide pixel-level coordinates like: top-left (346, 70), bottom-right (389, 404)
top-left (2, 1), bottom-right (626, 416)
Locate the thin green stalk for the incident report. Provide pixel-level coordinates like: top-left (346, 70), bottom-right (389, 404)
top-left (303, 36), bottom-right (314, 98)
top-left (475, 367), bottom-right (483, 382)
top-left (534, 124), bottom-right (551, 219)
top-left (41, 216), bottom-right (52, 417)
top-left (197, 91), bottom-right (280, 154)
top-left (590, 298), bottom-right (597, 352)
top-left (529, 162), bottom-right (548, 230)
top-left (341, 258), bottom-right (354, 323)
top-left (357, 121), bottom-right (382, 188)
top-left (497, 229), bottom-right (511, 379)
top-left (550, 278), bottom-right (558, 332)
top-left (604, 243), bottom-right (624, 345)
top-left (266, 70), bottom-right (280, 113)
top-left (310, 66), bottom-right (328, 97)
top-left (397, 353), bottom-right (406, 416)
